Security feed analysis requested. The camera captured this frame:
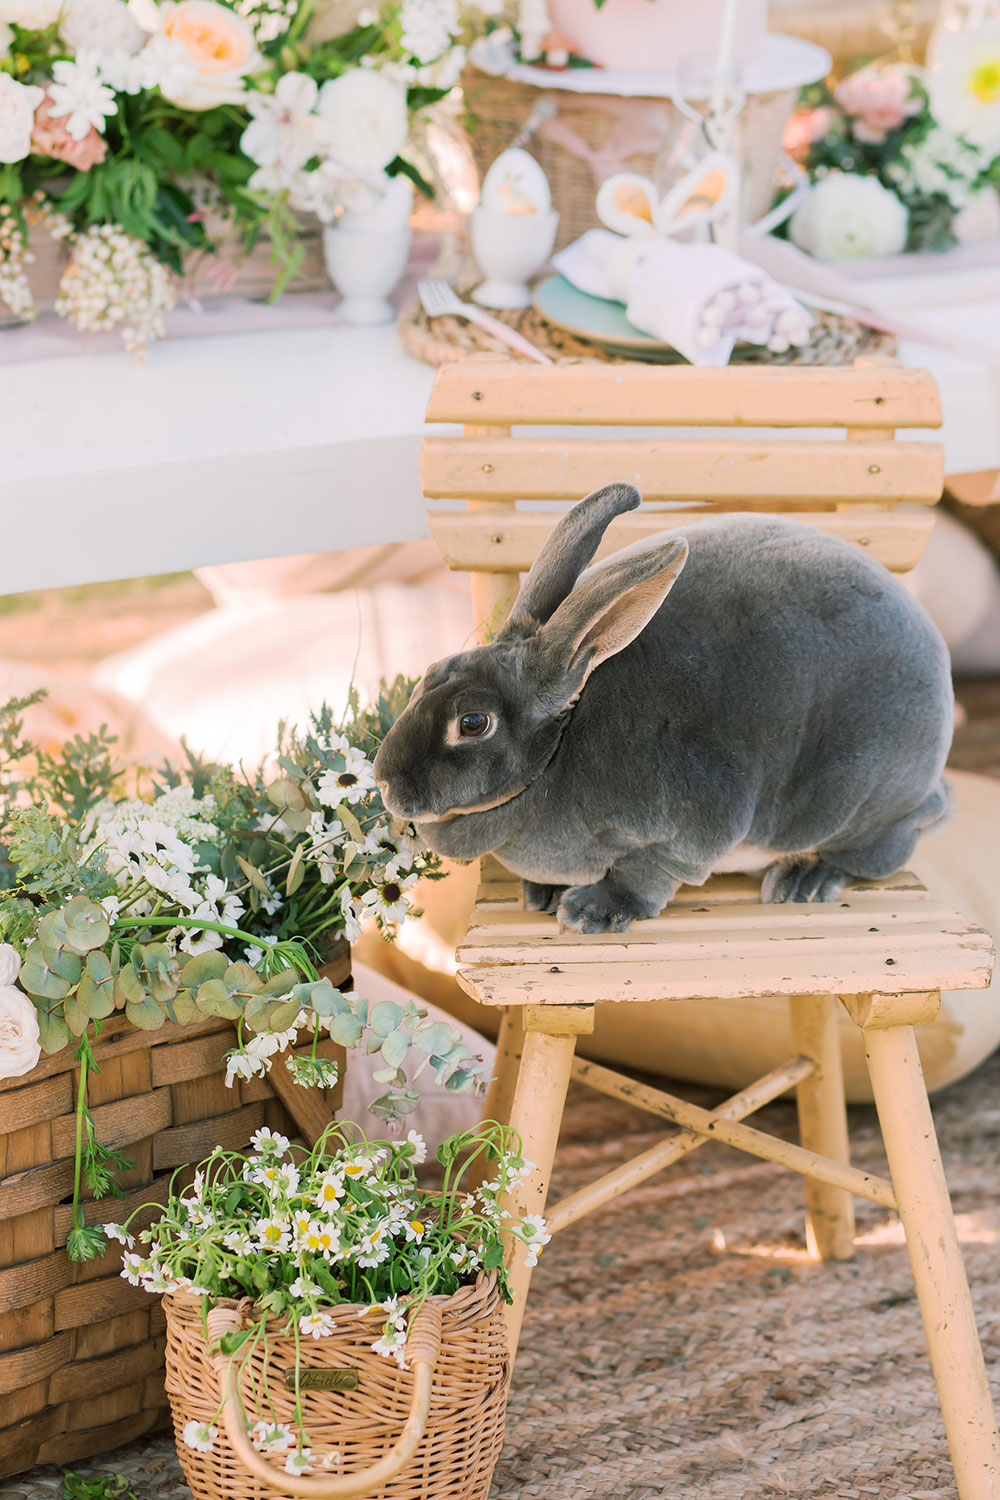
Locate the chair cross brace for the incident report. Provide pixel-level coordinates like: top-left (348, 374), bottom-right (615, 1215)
top-left (558, 1055), bottom-right (897, 1225)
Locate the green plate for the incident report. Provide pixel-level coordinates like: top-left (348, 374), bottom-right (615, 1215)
top-left (532, 274), bottom-right (681, 362)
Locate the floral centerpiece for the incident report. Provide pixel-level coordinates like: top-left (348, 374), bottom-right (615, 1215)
top-left (0, 0), bottom-right (500, 347)
top-left (110, 1121), bottom-right (545, 1481)
top-left (0, 681), bottom-right (486, 1263)
top-left (783, 23), bottom-right (1000, 259)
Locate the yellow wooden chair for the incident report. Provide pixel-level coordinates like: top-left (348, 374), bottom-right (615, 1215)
top-left (421, 360), bottom-right (999, 1500)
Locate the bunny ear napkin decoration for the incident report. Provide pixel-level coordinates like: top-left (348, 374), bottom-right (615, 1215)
top-left (551, 151), bottom-right (813, 368)
top-left (595, 154), bottom-right (739, 240)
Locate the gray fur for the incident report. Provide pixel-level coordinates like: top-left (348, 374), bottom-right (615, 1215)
top-left (373, 485), bottom-right (954, 933)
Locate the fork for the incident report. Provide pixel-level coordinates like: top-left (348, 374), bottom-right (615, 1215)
top-left (417, 279), bottom-right (553, 365)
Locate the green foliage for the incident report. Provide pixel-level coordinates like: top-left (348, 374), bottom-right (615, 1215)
top-left (61, 1469), bottom-right (137, 1500)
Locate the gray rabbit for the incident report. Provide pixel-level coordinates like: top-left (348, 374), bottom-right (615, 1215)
top-left (373, 483), bottom-right (953, 934)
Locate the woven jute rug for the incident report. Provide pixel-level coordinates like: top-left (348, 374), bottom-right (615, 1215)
top-left (6, 1043), bottom-right (999, 1500)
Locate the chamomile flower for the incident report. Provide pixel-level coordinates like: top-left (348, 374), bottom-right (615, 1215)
top-left (314, 1172), bottom-right (346, 1210)
top-left (405, 1129), bottom-right (427, 1165)
top-left (250, 1421), bottom-right (295, 1453)
top-left (121, 1253), bottom-right (151, 1285)
top-left (103, 1222), bottom-right (134, 1248)
top-left (321, 1451), bottom-right (342, 1468)
top-left (371, 1325), bottom-right (409, 1368)
top-left (299, 1309), bottom-right (337, 1339)
top-left (403, 1216), bottom-right (426, 1243)
top-left (183, 1420), bottom-right (217, 1453)
top-left (298, 1219), bottom-right (341, 1260)
top-left (254, 1216), bottom-right (292, 1252)
top-left (250, 1127), bottom-right (290, 1156)
top-left (251, 1161), bottom-right (301, 1198)
top-left (289, 1274), bottom-right (322, 1298)
top-left (520, 1212), bottom-right (550, 1267)
top-left (355, 1221), bottom-right (390, 1267)
top-left (285, 1448), bottom-right (314, 1476)
top-left (223, 1229), bottom-right (252, 1255)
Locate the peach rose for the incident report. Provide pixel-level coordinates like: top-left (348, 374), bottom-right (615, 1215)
top-left (782, 105), bottom-right (837, 162)
top-left (834, 65), bottom-right (923, 145)
top-left (157, 0), bottom-right (262, 110)
top-left (31, 91), bottom-right (108, 170)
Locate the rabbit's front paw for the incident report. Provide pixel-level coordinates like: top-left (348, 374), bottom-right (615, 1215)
top-left (522, 880), bottom-right (565, 913)
top-left (761, 858), bottom-right (848, 904)
top-left (557, 879), bottom-right (657, 934)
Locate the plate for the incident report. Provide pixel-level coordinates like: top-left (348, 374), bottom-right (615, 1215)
top-left (532, 274), bottom-right (681, 361)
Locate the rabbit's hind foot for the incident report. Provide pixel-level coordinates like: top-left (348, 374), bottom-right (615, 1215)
top-left (557, 877), bottom-right (662, 934)
top-left (522, 880), bottom-right (564, 913)
top-left (761, 858), bottom-right (848, 905)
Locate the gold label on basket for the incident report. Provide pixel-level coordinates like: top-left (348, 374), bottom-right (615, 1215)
top-left (284, 1368), bottom-right (359, 1391)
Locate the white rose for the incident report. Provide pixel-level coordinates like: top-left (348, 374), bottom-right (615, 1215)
top-left (0, 944), bottom-right (21, 985)
top-left (0, 985), bottom-right (41, 1080)
top-left (62, 0), bottom-right (142, 53)
top-left (0, 74), bottom-right (45, 164)
top-left (790, 173), bottom-right (909, 261)
top-left (134, 0), bottom-right (261, 109)
top-left (316, 69), bottom-right (408, 176)
top-left (0, 0), bottom-right (63, 25)
top-left (952, 184), bottom-right (1000, 244)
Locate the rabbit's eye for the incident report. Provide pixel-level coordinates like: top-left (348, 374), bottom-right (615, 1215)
top-left (459, 713), bottom-right (492, 738)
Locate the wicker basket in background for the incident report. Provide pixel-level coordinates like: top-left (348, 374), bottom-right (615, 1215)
top-left (165, 1276), bottom-right (509, 1500)
top-left (0, 946), bottom-right (348, 1479)
top-left (461, 68), bottom-right (800, 249)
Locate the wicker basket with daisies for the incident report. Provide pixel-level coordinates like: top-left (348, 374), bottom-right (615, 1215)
top-left (107, 1122), bottom-right (546, 1500)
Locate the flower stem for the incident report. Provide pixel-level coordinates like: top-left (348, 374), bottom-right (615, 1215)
top-left (71, 1035), bottom-right (89, 1236)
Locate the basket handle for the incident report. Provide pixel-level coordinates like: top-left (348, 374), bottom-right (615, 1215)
top-left (205, 1303), bottom-right (443, 1499)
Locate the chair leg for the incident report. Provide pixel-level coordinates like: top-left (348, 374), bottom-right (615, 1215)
top-left (789, 993), bottom-right (856, 1260)
top-left (865, 1022), bottom-right (1000, 1500)
top-left (499, 1025), bottom-right (577, 1365)
top-left (481, 1006), bottom-right (525, 1129)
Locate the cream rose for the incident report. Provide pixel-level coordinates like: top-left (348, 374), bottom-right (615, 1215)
top-left (316, 69), bottom-right (408, 176)
top-left (0, 944), bottom-right (20, 985)
top-left (790, 172), bottom-right (909, 261)
top-left (0, 74), bottom-right (45, 164)
top-left (61, 0), bottom-right (143, 54)
top-left (151, 0), bottom-right (261, 110)
top-left (0, 984), bottom-right (40, 1080)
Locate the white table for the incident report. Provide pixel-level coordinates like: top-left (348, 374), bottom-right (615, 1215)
top-left (2, 264), bottom-right (998, 597)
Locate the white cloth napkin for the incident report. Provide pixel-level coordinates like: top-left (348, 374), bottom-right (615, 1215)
top-left (552, 231), bottom-right (813, 367)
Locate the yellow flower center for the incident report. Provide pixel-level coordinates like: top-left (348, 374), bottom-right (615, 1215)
top-left (409, 1219), bottom-right (424, 1236)
top-left (970, 58), bottom-right (1000, 103)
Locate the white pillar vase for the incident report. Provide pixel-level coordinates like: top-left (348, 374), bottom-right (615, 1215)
top-left (323, 178), bottom-right (414, 326)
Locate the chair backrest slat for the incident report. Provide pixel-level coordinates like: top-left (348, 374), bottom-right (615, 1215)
top-left (424, 363), bottom-right (943, 429)
top-left (420, 362), bottom-right (946, 641)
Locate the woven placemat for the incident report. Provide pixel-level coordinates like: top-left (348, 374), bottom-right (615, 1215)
top-left (399, 295), bottom-right (896, 369)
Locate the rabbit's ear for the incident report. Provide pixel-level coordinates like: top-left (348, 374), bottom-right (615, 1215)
top-left (534, 534), bottom-right (689, 683)
top-left (502, 483), bottom-right (642, 634)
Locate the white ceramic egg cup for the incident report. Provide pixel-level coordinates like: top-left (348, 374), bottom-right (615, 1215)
top-left (470, 206), bottom-right (559, 309)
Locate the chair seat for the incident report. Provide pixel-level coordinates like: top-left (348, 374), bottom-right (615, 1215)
top-left (456, 865), bottom-right (994, 1007)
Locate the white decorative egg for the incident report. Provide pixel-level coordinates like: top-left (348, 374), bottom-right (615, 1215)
top-left (480, 149), bottom-right (551, 216)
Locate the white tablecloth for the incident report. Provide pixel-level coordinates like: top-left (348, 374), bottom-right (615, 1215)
top-left (1, 258), bottom-right (998, 597)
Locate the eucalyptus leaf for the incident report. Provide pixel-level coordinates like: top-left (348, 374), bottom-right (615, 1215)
top-left (327, 1012), bottom-right (364, 1048)
top-left (196, 978), bottom-right (243, 1020)
top-left (261, 969), bottom-right (297, 997)
top-left (171, 989), bottom-right (200, 1026)
top-left (180, 950), bottom-right (228, 988)
top-left (60, 894), bottom-right (110, 954)
top-left (224, 961), bottom-right (262, 997)
top-left (115, 963), bottom-right (146, 1007)
top-left (126, 994), bottom-right (167, 1031)
top-left (380, 1027), bottom-right (409, 1070)
top-left (369, 1000), bottom-right (403, 1037)
top-left (41, 943), bottom-right (83, 985)
top-left (63, 993), bottom-right (88, 1036)
top-left (285, 846), bottom-right (304, 896)
top-left (235, 855), bottom-right (271, 896)
top-left (21, 942), bottom-right (73, 1000)
top-left (337, 802), bottom-right (364, 843)
top-left (77, 969), bottom-right (115, 1021)
top-left (267, 777), bottom-right (306, 813)
top-left (37, 1009), bottom-right (71, 1054)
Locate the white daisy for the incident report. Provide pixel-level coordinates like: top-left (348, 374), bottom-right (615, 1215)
top-left (405, 1129), bottom-right (427, 1165)
top-left (250, 1420), bottom-right (295, 1453)
top-left (182, 1420), bottom-right (217, 1453)
top-left (250, 1127), bottom-right (290, 1156)
top-left (253, 1216), bottom-right (292, 1252)
top-left (285, 1448), bottom-right (313, 1476)
top-left (299, 1309), bottom-right (337, 1339)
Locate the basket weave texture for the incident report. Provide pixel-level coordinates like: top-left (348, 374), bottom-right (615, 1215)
top-left (0, 947), bottom-right (348, 1479)
top-left (462, 70), bottom-right (797, 250)
top-left (164, 1275), bottom-right (509, 1500)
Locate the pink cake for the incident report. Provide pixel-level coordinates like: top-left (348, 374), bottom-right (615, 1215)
top-left (545, 0), bottom-right (768, 72)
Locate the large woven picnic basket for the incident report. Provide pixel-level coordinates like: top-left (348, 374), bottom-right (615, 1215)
top-left (163, 1274), bottom-right (509, 1500)
top-left (0, 945), bottom-right (348, 1479)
